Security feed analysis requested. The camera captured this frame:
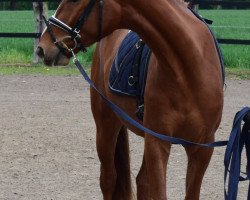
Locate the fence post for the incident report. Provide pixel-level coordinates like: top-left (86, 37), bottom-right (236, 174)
top-left (193, 4), bottom-right (199, 12)
top-left (33, 2), bottom-right (48, 64)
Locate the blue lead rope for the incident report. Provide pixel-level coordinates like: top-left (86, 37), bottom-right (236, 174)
top-left (74, 58), bottom-right (228, 147)
top-left (224, 107), bottom-right (250, 200)
top-left (73, 58), bottom-right (250, 199)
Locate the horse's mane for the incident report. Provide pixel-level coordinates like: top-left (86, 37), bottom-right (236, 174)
top-left (176, 0), bottom-right (190, 8)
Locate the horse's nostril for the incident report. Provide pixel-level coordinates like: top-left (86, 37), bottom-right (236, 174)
top-left (36, 46), bottom-right (45, 58)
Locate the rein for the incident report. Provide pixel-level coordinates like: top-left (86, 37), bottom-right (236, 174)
top-left (42, 1), bottom-right (250, 198)
top-left (72, 52), bottom-right (250, 149)
top-left (72, 52), bottom-right (250, 200)
top-left (43, 0), bottom-right (103, 55)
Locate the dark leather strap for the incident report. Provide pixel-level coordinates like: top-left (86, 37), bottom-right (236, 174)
top-left (73, 57), bottom-right (231, 148)
top-left (74, 57), bottom-right (250, 199)
top-left (97, 0), bottom-right (104, 40)
top-left (43, 15), bottom-right (70, 56)
top-left (43, 0), bottom-right (103, 54)
top-left (73, 0), bottom-right (97, 31)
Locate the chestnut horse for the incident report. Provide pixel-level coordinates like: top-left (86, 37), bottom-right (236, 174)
top-left (37, 0), bottom-right (224, 199)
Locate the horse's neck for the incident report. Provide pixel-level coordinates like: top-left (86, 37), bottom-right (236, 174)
top-left (124, 0), bottom-right (190, 56)
top-left (119, 0), bottom-right (208, 78)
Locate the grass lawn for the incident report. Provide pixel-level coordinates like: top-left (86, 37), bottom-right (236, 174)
top-left (0, 9), bottom-right (249, 76)
top-left (0, 10), bottom-right (95, 66)
top-left (199, 10), bottom-right (250, 69)
top-left (0, 65), bottom-right (80, 76)
top-left (0, 65), bottom-right (249, 80)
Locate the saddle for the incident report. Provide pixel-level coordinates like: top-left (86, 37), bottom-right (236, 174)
top-left (109, 31), bottom-right (151, 120)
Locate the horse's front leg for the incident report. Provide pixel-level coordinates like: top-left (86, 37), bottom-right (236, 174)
top-left (184, 144), bottom-right (214, 200)
top-left (92, 91), bottom-right (132, 199)
top-left (144, 134), bottom-right (172, 200)
top-left (92, 93), bottom-right (122, 199)
top-left (96, 120), bottom-right (121, 200)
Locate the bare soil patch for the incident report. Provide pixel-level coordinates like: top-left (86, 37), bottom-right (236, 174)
top-left (0, 75), bottom-right (249, 200)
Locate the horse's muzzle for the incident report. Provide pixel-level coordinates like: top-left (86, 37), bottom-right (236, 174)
top-left (36, 46), bottom-right (45, 58)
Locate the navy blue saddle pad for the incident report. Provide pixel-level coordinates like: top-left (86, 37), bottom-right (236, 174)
top-left (109, 31), bottom-right (151, 97)
top-left (109, 11), bottom-right (225, 99)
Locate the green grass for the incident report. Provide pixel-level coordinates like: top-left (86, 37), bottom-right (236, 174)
top-left (0, 9), bottom-right (249, 72)
top-left (0, 10), bottom-right (95, 66)
top-left (0, 11), bottom-right (38, 64)
top-left (200, 10), bottom-right (250, 39)
top-left (226, 67), bottom-right (250, 79)
top-left (199, 10), bottom-right (250, 69)
top-left (0, 65), bottom-right (80, 75)
top-left (1, 65), bottom-right (249, 80)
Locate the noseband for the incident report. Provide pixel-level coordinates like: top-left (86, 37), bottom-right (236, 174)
top-left (43, 0), bottom-right (103, 56)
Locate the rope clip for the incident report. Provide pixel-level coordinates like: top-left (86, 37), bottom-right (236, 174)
top-left (70, 49), bottom-right (77, 63)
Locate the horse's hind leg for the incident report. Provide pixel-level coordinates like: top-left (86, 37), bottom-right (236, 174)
top-left (92, 96), bottom-right (132, 200)
top-left (113, 126), bottom-right (132, 199)
top-left (136, 154), bottom-right (149, 200)
top-left (184, 145), bottom-right (214, 200)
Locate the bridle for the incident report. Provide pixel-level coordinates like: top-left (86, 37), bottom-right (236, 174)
top-left (43, 0), bottom-right (104, 56)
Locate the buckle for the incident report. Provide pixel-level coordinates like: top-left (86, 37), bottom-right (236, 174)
top-left (136, 39), bottom-right (143, 49)
top-left (136, 104), bottom-right (144, 121)
top-left (128, 76), bottom-right (137, 86)
top-left (73, 28), bottom-right (81, 39)
top-left (74, 28), bottom-right (80, 34)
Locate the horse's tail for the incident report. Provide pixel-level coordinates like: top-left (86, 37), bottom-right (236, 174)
top-left (113, 126), bottom-right (133, 199)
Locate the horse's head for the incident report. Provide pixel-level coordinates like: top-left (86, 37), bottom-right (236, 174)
top-left (37, 0), bottom-right (121, 66)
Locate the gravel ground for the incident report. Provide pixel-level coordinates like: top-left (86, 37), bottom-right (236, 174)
top-left (0, 75), bottom-right (249, 200)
